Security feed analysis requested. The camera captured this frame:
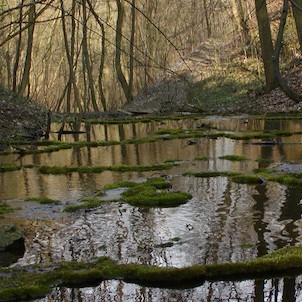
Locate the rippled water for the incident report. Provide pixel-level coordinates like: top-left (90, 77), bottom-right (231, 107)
top-left (2, 115), bottom-right (302, 301)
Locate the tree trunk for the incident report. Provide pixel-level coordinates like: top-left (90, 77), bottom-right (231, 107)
top-left (82, 0), bottom-right (99, 111)
top-left (273, 0), bottom-right (302, 102)
top-left (203, 0), bottom-right (211, 38)
top-left (291, 0), bottom-right (302, 52)
top-left (86, 0), bottom-right (107, 111)
top-left (19, 1), bottom-right (36, 96)
top-left (128, 0), bottom-right (135, 94)
top-left (115, 0), bottom-right (133, 103)
top-left (231, 0), bottom-right (251, 51)
top-left (60, 0), bottom-right (82, 113)
top-left (254, 0), bottom-right (278, 91)
top-left (12, 0), bottom-right (23, 91)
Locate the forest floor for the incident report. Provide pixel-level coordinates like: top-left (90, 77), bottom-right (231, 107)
top-left (0, 39), bottom-right (302, 146)
top-left (125, 39), bottom-right (302, 115)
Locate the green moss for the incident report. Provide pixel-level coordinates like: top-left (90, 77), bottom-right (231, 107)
top-left (195, 156), bottom-right (209, 161)
top-left (256, 158), bottom-right (274, 164)
top-left (0, 224), bottom-right (23, 250)
top-left (231, 175), bottom-right (263, 184)
top-left (108, 164), bottom-right (173, 173)
top-left (219, 155), bottom-right (248, 161)
top-left (1, 246), bottom-right (302, 299)
top-left (82, 115), bottom-right (200, 125)
top-left (39, 163), bottom-right (173, 175)
top-left (0, 285), bottom-right (51, 302)
top-left (241, 243), bottom-right (254, 249)
top-left (187, 65), bottom-right (261, 111)
top-left (164, 159), bottom-right (182, 163)
top-left (121, 183), bottom-right (192, 208)
top-left (183, 171), bottom-right (240, 178)
top-left (26, 197), bottom-right (61, 204)
top-left (0, 164), bottom-right (21, 173)
top-left (0, 202), bottom-right (15, 214)
top-left (64, 199), bottom-right (103, 212)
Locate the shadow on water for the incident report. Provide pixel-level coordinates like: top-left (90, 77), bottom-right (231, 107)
top-left (2, 116), bottom-right (302, 300)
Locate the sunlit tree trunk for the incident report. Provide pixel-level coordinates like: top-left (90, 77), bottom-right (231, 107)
top-left (128, 0), bottom-right (135, 94)
top-left (231, 0), bottom-right (251, 52)
top-left (60, 0), bottom-right (82, 113)
top-left (12, 0), bottom-right (23, 91)
top-left (86, 0), bottom-right (107, 111)
top-left (254, 0), bottom-right (278, 91)
top-left (19, 1), bottom-right (36, 96)
top-left (273, 0), bottom-right (302, 102)
top-left (291, 0), bottom-right (302, 52)
top-left (115, 0), bottom-right (133, 103)
top-left (82, 0), bottom-right (98, 111)
top-left (203, 0), bottom-right (211, 38)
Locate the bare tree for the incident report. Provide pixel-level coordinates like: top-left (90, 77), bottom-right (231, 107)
top-left (254, 0), bottom-right (278, 91)
top-left (291, 0), bottom-right (302, 52)
top-left (115, 0), bottom-right (133, 103)
top-left (19, 0), bottom-right (36, 96)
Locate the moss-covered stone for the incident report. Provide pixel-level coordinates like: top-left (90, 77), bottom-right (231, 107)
top-left (1, 246), bottom-right (302, 301)
top-left (0, 225), bottom-right (23, 251)
top-left (39, 163), bottom-right (173, 175)
top-left (219, 155), bottom-right (248, 161)
top-left (231, 175), bottom-right (263, 184)
top-left (0, 202), bottom-right (15, 215)
top-left (26, 197), bottom-right (61, 204)
top-left (0, 164), bottom-right (21, 173)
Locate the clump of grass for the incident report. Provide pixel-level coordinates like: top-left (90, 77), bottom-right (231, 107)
top-left (26, 197), bottom-right (61, 204)
top-left (219, 155), bottom-right (248, 161)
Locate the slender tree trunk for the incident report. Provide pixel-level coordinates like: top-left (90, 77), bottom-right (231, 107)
top-left (88, 2), bottom-right (107, 111)
top-left (232, 0), bottom-right (251, 51)
top-left (115, 0), bottom-right (133, 103)
top-left (128, 0), bottom-right (135, 93)
top-left (203, 0), bottom-right (211, 38)
top-left (273, 0), bottom-right (302, 102)
top-left (86, 0), bottom-right (107, 111)
top-left (19, 1), bottom-right (36, 96)
top-left (291, 0), bottom-right (302, 52)
top-left (82, 0), bottom-right (98, 111)
top-left (60, 0), bottom-right (82, 113)
top-left (254, 0), bottom-right (278, 91)
top-left (12, 0), bottom-right (23, 91)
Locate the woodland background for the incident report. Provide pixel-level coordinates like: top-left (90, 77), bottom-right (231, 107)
top-left (0, 0), bottom-right (301, 113)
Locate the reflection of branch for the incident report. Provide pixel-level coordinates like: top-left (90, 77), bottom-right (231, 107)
top-left (273, 0), bottom-right (302, 102)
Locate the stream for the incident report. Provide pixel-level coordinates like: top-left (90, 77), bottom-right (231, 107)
top-left (1, 115), bottom-right (302, 301)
